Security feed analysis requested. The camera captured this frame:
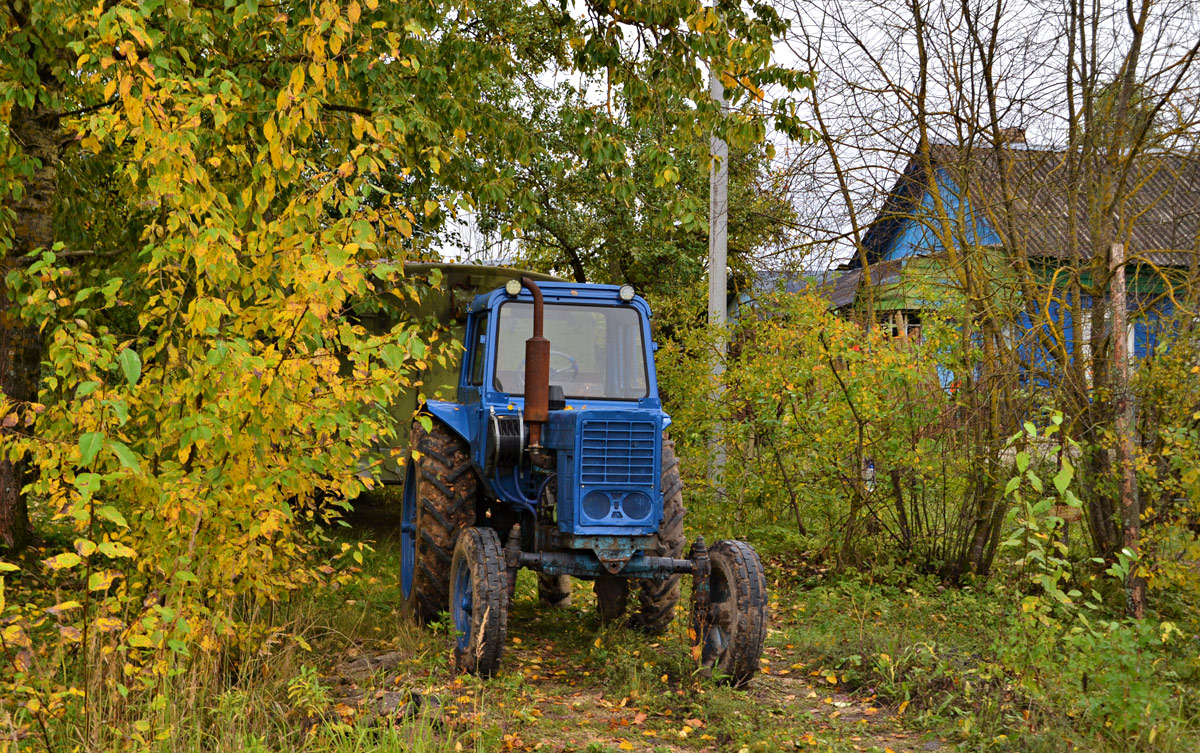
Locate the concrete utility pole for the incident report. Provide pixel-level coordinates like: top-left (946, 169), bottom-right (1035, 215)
top-left (708, 71), bottom-right (728, 333)
top-left (708, 59), bottom-right (728, 481)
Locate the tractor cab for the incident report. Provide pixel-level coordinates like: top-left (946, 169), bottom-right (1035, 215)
top-left (427, 282), bottom-right (667, 546)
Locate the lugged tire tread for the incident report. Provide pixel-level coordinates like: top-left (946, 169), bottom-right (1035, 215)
top-left (452, 527), bottom-right (509, 677)
top-left (537, 573), bottom-right (573, 607)
top-left (694, 539), bottom-right (768, 687)
top-left (401, 421), bottom-right (477, 624)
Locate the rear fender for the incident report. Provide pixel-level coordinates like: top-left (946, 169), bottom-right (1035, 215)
top-left (423, 400), bottom-right (472, 445)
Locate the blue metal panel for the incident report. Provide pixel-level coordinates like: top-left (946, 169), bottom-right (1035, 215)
top-left (424, 400), bottom-right (472, 444)
top-left (579, 419), bottom-right (657, 486)
top-left (452, 282), bottom-right (671, 522)
top-left (466, 282), bottom-right (661, 406)
top-left (546, 409), bottom-right (662, 536)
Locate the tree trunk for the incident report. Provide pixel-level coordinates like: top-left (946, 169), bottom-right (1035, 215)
top-left (1109, 242), bottom-right (1145, 618)
top-left (0, 99), bottom-right (59, 551)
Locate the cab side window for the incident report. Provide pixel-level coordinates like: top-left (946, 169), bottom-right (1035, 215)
top-left (469, 313), bottom-right (489, 385)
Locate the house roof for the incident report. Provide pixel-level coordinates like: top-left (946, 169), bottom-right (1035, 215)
top-left (826, 259), bottom-right (906, 309)
top-left (851, 144), bottom-right (1200, 269)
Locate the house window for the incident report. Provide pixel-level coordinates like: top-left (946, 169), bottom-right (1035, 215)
top-left (883, 311), bottom-right (922, 341)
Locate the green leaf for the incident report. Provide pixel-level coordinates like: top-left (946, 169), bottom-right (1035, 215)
top-left (97, 541), bottom-right (138, 559)
top-left (88, 571), bottom-right (117, 591)
top-left (79, 432), bottom-right (104, 466)
top-left (76, 381), bottom-right (101, 398)
top-left (1052, 465), bottom-right (1074, 495)
top-left (75, 473), bottom-right (101, 502)
top-left (1015, 451), bottom-right (1029, 474)
top-left (96, 505), bottom-right (129, 528)
top-left (118, 348), bottom-right (142, 388)
top-left (1026, 471), bottom-right (1043, 494)
top-left (108, 441), bottom-right (142, 473)
top-left (0, 561), bottom-right (19, 573)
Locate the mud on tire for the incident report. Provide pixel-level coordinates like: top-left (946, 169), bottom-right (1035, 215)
top-left (400, 420), bottom-right (477, 624)
top-left (594, 436), bottom-right (686, 634)
top-left (691, 539), bottom-right (768, 687)
top-left (451, 527), bottom-right (509, 676)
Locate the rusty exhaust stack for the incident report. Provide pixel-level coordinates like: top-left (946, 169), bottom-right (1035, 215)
top-left (520, 277), bottom-right (549, 447)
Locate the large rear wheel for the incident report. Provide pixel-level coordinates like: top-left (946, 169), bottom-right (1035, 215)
top-left (400, 420), bottom-right (477, 624)
top-left (594, 436), bottom-right (686, 633)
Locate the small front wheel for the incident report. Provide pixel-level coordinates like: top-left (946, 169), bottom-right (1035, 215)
top-left (691, 540), bottom-right (767, 687)
top-left (450, 527), bottom-right (509, 676)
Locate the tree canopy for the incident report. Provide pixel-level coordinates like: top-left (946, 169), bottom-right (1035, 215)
top-left (0, 0), bottom-right (807, 740)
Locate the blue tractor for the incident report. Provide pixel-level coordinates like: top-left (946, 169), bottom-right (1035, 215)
top-left (398, 277), bottom-right (767, 684)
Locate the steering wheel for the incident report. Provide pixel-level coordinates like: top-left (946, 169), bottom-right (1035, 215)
top-left (518, 350), bottom-right (579, 383)
top-left (549, 350), bottom-right (580, 380)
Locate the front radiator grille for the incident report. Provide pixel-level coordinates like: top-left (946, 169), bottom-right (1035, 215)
top-left (579, 420), bottom-right (657, 485)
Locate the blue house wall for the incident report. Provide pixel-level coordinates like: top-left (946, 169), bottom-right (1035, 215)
top-left (881, 170), bottom-right (1003, 261)
top-left (869, 169), bottom-right (1172, 384)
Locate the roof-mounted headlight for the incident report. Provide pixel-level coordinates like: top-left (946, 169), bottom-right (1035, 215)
top-left (505, 279), bottom-right (522, 296)
top-left (618, 284), bottom-right (635, 302)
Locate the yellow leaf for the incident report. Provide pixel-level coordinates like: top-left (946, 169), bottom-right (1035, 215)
top-left (94, 617), bottom-right (123, 632)
top-left (618, 742), bottom-right (633, 751)
top-left (89, 570), bottom-right (117, 591)
top-left (43, 552), bottom-right (82, 570)
top-left (47, 600), bottom-right (83, 615)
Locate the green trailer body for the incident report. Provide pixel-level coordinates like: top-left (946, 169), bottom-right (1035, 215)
top-left (362, 262), bottom-right (563, 483)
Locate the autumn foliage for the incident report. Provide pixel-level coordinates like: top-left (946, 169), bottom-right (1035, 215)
top-left (0, 0), bottom-right (809, 748)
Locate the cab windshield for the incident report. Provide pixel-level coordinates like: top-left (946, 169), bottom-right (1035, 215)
top-left (493, 302), bottom-right (649, 400)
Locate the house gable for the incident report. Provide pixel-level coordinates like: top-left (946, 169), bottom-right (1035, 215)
top-left (878, 169), bottom-right (1004, 262)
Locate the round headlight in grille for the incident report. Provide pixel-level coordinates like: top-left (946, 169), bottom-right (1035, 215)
top-left (620, 491), bottom-right (653, 520)
top-left (581, 491), bottom-right (611, 521)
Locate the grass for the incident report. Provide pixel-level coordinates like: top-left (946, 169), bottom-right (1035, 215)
top-left (9, 493), bottom-right (1200, 753)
